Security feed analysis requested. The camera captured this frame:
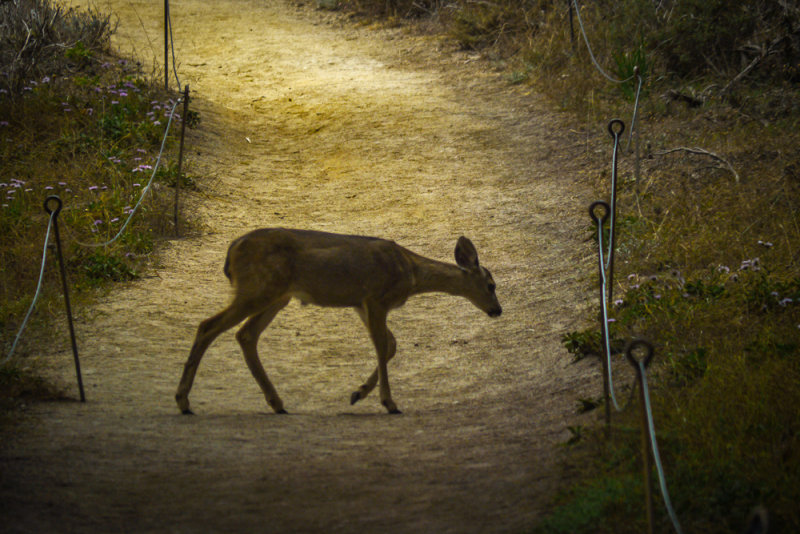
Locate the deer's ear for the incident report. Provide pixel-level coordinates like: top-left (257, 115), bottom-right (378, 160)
top-left (455, 236), bottom-right (479, 271)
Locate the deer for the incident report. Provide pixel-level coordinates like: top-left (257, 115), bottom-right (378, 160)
top-left (175, 228), bottom-right (502, 415)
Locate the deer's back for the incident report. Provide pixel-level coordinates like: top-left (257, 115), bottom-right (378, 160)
top-left (226, 228), bottom-right (416, 308)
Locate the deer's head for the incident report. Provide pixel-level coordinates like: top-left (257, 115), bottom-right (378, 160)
top-left (455, 237), bottom-right (502, 318)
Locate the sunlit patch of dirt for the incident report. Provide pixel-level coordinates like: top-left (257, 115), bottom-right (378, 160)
top-left (1, 1), bottom-right (602, 531)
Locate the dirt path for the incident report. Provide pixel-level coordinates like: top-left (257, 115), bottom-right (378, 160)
top-left (2, 1), bottom-right (601, 531)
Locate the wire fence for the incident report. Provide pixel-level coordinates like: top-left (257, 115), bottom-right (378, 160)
top-left (575, 4), bottom-right (761, 530)
top-left (3, 2), bottom-right (187, 375)
top-left (628, 341), bottom-right (684, 534)
top-left (590, 119), bottom-right (683, 534)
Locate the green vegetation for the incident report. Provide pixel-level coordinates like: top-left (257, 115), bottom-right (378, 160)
top-left (1, 1), bottom-right (193, 379)
top-left (3, 0), bottom-right (799, 529)
top-left (336, 0), bottom-right (800, 531)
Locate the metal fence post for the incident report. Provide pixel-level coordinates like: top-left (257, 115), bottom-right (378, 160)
top-left (44, 196), bottom-right (85, 402)
top-left (606, 118), bottom-right (624, 305)
top-left (589, 200), bottom-right (612, 428)
top-left (174, 84), bottom-right (189, 236)
top-left (625, 339), bottom-right (655, 534)
top-left (164, 0), bottom-right (169, 92)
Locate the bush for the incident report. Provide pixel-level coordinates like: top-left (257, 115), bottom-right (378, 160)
top-left (0, 0), bottom-right (115, 94)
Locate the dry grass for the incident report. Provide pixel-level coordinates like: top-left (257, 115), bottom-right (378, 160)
top-left (335, 0), bottom-right (800, 530)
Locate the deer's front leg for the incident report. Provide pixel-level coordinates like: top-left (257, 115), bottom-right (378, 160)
top-left (362, 303), bottom-right (400, 414)
top-left (350, 329), bottom-right (396, 406)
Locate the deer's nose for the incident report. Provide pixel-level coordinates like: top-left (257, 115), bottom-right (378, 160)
top-left (488, 307), bottom-right (502, 318)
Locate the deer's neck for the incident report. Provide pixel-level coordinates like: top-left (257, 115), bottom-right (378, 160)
top-left (410, 254), bottom-right (466, 298)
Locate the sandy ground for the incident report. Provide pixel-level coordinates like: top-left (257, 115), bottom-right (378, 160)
top-left (1, 1), bottom-right (603, 531)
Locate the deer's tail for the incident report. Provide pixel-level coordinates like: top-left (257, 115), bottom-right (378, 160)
top-left (223, 238), bottom-right (240, 282)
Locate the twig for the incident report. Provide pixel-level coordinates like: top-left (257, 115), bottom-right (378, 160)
top-left (720, 37), bottom-right (784, 96)
top-left (653, 146), bottom-right (739, 183)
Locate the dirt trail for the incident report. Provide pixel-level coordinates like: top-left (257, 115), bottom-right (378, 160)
top-left (2, 1), bottom-right (601, 531)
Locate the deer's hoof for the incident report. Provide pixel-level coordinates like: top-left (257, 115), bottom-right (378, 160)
top-left (350, 391), bottom-right (362, 405)
top-left (181, 409), bottom-right (194, 415)
top-left (276, 408), bottom-right (288, 415)
top-left (382, 400), bottom-right (402, 414)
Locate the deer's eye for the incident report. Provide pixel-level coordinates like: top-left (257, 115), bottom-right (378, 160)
top-left (488, 283), bottom-right (496, 292)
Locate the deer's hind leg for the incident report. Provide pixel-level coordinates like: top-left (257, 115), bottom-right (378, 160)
top-left (235, 296), bottom-right (291, 414)
top-left (175, 298), bottom-right (258, 414)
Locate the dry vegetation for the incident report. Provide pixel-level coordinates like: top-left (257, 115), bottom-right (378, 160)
top-left (2, 0), bottom-right (799, 531)
top-left (334, 0), bottom-right (800, 531)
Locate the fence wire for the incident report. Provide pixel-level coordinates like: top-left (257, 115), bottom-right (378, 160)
top-left (3, 211), bottom-right (55, 365)
top-left (65, 98), bottom-right (181, 248)
top-left (166, 0), bottom-right (182, 89)
top-left (571, 0), bottom-right (643, 149)
top-left (5, 94), bottom-right (182, 366)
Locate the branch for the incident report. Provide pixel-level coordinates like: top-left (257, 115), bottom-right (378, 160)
top-left (720, 37), bottom-right (785, 96)
top-left (653, 146), bottom-right (740, 183)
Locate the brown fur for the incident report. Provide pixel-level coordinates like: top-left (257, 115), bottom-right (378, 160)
top-left (175, 228), bottom-right (501, 415)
